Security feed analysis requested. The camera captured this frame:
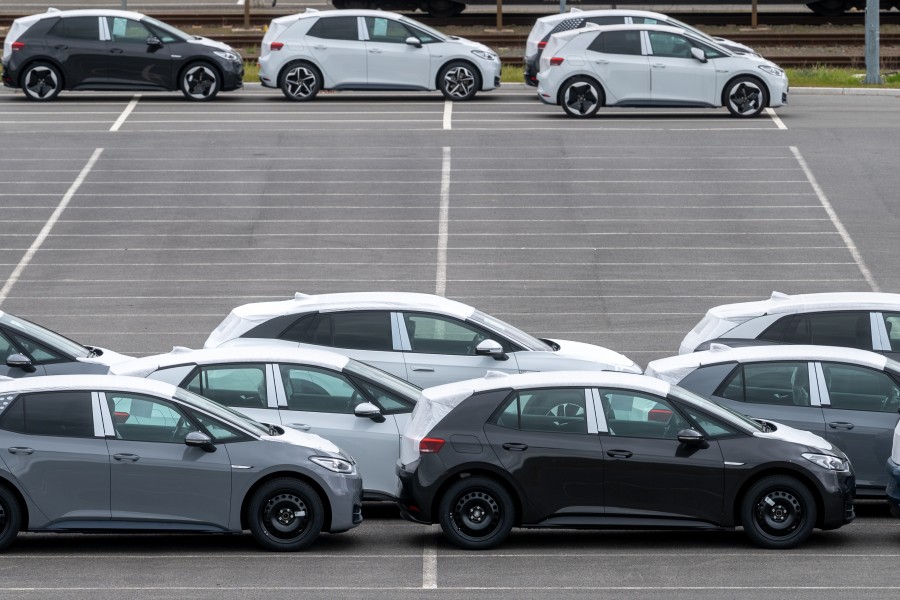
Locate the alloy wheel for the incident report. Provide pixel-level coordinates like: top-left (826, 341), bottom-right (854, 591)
top-left (564, 82), bottom-right (599, 116)
top-left (24, 66), bottom-right (59, 100)
top-left (443, 66), bottom-right (476, 99)
top-left (728, 81), bottom-right (763, 116)
top-left (183, 65), bottom-right (218, 100)
top-left (284, 66), bottom-right (318, 99)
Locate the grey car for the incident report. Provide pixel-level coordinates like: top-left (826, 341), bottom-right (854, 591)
top-left (0, 375), bottom-right (362, 552)
top-left (647, 344), bottom-right (900, 497)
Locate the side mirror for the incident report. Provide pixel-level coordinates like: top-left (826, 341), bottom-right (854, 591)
top-left (677, 428), bottom-right (706, 445)
top-left (354, 402), bottom-right (385, 423)
top-left (475, 339), bottom-right (508, 361)
top-left (146, 36), bottom-right (162, 48)
top-left (405, 36), bottom-right (422, 48)
top-left (184, 430), bottom-right (216, 452)
top-left (690, 47), bottom-right (707, 63)
top-left (6, 353), bottom-right (35, 373)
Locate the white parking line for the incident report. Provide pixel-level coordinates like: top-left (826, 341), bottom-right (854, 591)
top-left (422, 534), bottom-right (438, 589)
top-left (0, 148), bottom-right (103, 304)
top-left (435, 146), bottom-right (451, 297)
top-left (443, 100), bottom-right (453, 130)
top-left (766, 108), bottom-right (788, 129)
top-left (109, 95), bottom-right (142, 132)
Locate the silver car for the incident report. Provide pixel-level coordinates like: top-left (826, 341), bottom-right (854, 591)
top-left (0, 375), bottom-right (362, 552)
top-left (112, 346), bottom-right (422, 500)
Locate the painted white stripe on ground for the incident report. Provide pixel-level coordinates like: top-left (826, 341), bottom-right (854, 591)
top-left (29, 232), bottom-right (842, 237)
top-left (49, 218), bottom-right (830, 224)
top-left (435, 146), bottom-right (451, 297)
top-left (766, 108), bottom-right (788, 129)
top-left (791, 146), bottom-right (880, 292)
top-left (443, 100), bottom-right (452, 130)
top-left (0, 148), bottom-right (103, 304)
top-left (423, 533), bottom-right (438, 589)
top-left (112, 94), bottom-right (143, 132)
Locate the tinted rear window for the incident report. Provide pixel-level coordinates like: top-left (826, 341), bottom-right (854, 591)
top-left (0, 391), bottom-right (94, 438)
top-left (589, 30), bottom-right (643, 56)
top-left (49, 16), bottom-right (100, 41)
top-left (307, 16), bottom-right (359, 41)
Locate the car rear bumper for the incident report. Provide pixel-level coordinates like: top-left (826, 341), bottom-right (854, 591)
top-left (887, 458), bottom-right (900, 518)
top-left (523, 57), bottom-right (538, 86)
top-left (396, 459), bottom-right (435, 524)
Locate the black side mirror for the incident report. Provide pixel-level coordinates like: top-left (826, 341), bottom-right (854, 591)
top-left (6, 353), bottom-right (35, 373)
top-left (405, 36), bottom-right (422, 48)
top-left (677, 428), bottom-right (706, 445)
top-left (146, 36), bottom-right (162, 48)
top-left (184, 430), bottom-right (216, 452)
top-left (475, 339), bottom-right (508, 361)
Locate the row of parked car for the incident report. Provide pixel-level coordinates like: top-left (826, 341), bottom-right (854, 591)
top-left (0, 290), bottom-right (899, 552)
top-left (2, 7), bottom-right (787, 118)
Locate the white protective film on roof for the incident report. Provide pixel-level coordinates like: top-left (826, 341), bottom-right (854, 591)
top-left (0, 374), bottom-right (178, 397)
top-left (708, 291), bottom-right (900, 321)
top-left (399, 370), bottom-right (669, 465)
top-left (647, 344), bottom-right (890, 385)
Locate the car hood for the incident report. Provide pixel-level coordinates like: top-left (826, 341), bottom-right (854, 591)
top-left (516, 338), bottom-right (641, 374)
top-left (261, 423), bottom-right (343, 455)
top-left (444, 35), bottom-right (494, 55)
top-left (186, 36), bottom-right (235, 53)
top-left (753, 419), bottom-right (836, 453)
top-left (713, 37), bottom-right (759, 56)
top-left (76, 347), bottom-right (135, 367)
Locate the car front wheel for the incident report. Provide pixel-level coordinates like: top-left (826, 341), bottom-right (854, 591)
top-left (280, 62), bottom-right (322, 101)
top-left (560, 77), bottom-right (602, 118)
top-left (0, 486), bottom-right (22, 552)
top-left (439, 61), bottom-right (480, 101)
top-left (180, 63), bottom-right (220, 101)
top-left (740, 475), bottom-right (817, 549)
top-left (438, 476), bottom-right (514, 550)
top-left (248, 478), bottom-right (324, 551)
top-left (21, 62), bottom-right (62, 101)
top-left (724, 76), bottom-right (768, 118)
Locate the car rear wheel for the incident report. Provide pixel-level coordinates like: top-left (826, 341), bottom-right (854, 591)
top-left (724, 76), bottom-right (768, 118)
top-left (0, 486), bottom-right (22, 552)
top-left (560, 77), bottom-right (602, 118)
top-left (741, 475), bottom-right (817, 549)
top-left (180, 63), bottom-right (220, 101)
top-left (248, 478), bottom-right (324, 551)
top-left (439, 61), bottom-right (480, 101)
top-left (21, 62), bottom-right (62, 101)
top-left (280, 62), bottom-right (322, 101)
top-left (439, 477), bottom-right (514, 550)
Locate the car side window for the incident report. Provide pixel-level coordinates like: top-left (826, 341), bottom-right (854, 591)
top-left (107, 17), bottom-right (152, 43)
top-left (183, 364), bottom-right (268, 409)
top-left (822, 362), bottom-right (900, 413)
top-left (682, 407), bottom-right (740, 438)
top-left (354, 379), bottom-right (413, 413)
top-left (648, 31), bottom-right (693, 59)
top-left (882, 313), bottom-right (900, 351)
top-left (0, 331), bottom-right (17, 362)
top-left (404, 313), bottom-right (493, 356)
top-left (405, 24), bottom-right (438, 44)
top-left (6, 332), bottom-right (65, 363)
top-left (50, 17), bottom-right (101, 41)
top-left (329, 311), bottom-right (394, 351)
top-left (307, 16), bottom-right (360, 41)
top-left (493, 388), bottom-right (588, 434)
top-left (186, 409), bottom-right (247, 442)
top-left (598, 390), bottom-right (689, 439)
top-left (761, 312), bottom-right (871, 350)
top-left (717, 362), bottom-right (811, 407)
top-left (107, 392), bottom-right (198, 443)
top-left (0, 391), bottom-right (94, 438)
top-left (588, 30), bottom-right (643, 55)
top-left (280, 365), bottom-right (363, 414)
top-left (365, 17), bottom-right (412, 43)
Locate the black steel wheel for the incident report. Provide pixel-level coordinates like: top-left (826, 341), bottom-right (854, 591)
top-left (180, 63), bottom-right (220, 101)
top-left (248, 478), bottom-right (324, 551)
top-left (280, 62), bottom-right (322, 102)
top-left (438, 61), bottom-right (480, 101)
top-left (741, 475), bottom-right (817, 549)
top-left (21, 62), bottom-right (62, 101)
top-left (0, 486), bottom-right (22, 552)
top-left (438, 476), bottom-right (514, 550)
top-left (724, 76), bottom-right (768, 118)
top-left (560, 77), bottom-right (603, 118)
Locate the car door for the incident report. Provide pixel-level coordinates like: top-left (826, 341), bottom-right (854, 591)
top-left (0, 390), bottom-right (110, 523)
top-left (645, 30), bottom-right (716, 104)
top-left (103, 391), bottom-right (232, 526)
top-left (363, 16), bottom-right (431, 89)
top-left (584, 29), bottom-right (650, 103)
top-left (104, 16), bottom-right (172, 89)
top-left (398, 312), bottom-right (520, 388)
top-left (304, 15), bottom-right (366, 87)
top-left (483, 387), bottom-right (605, 520)
top-left (45, 16), bottom-right (108, 87)
top-left (181, 363), bottom-right (280, 425)
top-left (817, 362), bottom-right (900, 491)
top-left (596, 388), bottom-right (725, 522)
top-left (275, 363), bottom-right (402, 498)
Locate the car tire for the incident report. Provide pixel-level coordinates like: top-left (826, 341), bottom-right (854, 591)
top-left (180, 62), bottom-right (220, 101)
top-left (438, 476), bottom-right (514, 550)
top-left (20, 62), bottom-right (62, 102)
top-left (438, 61), bottom-right (480, 101)
top-left (560, 77), bottom-right (603, 118)
top-left (247, 478), bottom-right (324, 551)
top-left (740, 475), bottom-right (817, 549)
top-left (280, 62), bottom-right (322, 102)
top-left (0, 486), bottom-right (22, 552)
top-left (724, 76), bottom-right (768, 118)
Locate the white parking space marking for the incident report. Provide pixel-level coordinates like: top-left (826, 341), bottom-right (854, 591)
top-left (766, 107), bottom-right (788, 129)
top-left (110, 94), bottom-right (141, 132)
top-left (422, 535), bottom-right (438, 589)
top-left (435, 147), bottom-right (451, 296)
top-left (443, 100), bottom-right (453, 130)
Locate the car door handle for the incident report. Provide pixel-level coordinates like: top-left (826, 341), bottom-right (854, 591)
top-left (113, 453), bottom-right (139, 462)
top-left (369, 48), bottom-right (382, 54)
top-left (652, 63), bottom-right (666, 69)
top-left (828, 422), bottom-right (855, 430)
top-left (8, 447), bottom-right (34, 455)
top-left (109, 48), bottom-right (124, 55)
top-left (312, 45), bottom-right (327, 50)
top-left (593, 59), bottom-right (609, 64)
top-left (502, 443), bottom-right (528, 451)
top-left (54, 45), bottom-right (68, 50)
top-left (411, 367), bottom-right (434, 372)
top-left (288, 423), bottom-right (311, 431)
top-left (607, 450), bottom-right (633, 458)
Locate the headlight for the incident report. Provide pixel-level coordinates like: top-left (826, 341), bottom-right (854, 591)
top-left (471, 50), bottom-right (497, 61)
top-left (802, 453), bottom-right (849, 471)
top-left (758, 64), bottom-right (784, 77)
top-left (214, 50), bottom-right (241, 62)
top-left (309, 456), bottom-right (356, 474)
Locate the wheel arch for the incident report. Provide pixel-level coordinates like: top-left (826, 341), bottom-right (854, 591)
top-left (732, 468), bottom-right (826, 528)
top-left (429, 465), bottom-right (524, 526)
top-left (17, 57), bottom-right (66, 91)
top-left (0, 475), bottom-right (29, 531)
top-left (720, 73), bottom-right (771, 108)
top-left (556, 73), bottom-right (605, 107)
top-left (240, 471), bottom-right (332, 532)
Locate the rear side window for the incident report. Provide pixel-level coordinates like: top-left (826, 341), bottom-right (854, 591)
top-left (760, 312), bottom-right (872, 350)
top-left (307, 16), bottom-right (359, 41)
top-left (0, 391), bottom-right (94, 437)
top-left (184, 364), bottom-right (268, 409)
top-left (493, 388), bottom-right (588, 434)
top-left (588, 30), bottom-right (643, 56)
top-left (716, 362), bottom-right (811, 407)
top-left (49, 17), bottom-right (100, 41)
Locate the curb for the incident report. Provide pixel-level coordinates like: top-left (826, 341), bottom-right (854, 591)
top-left (790, 86), bottom-right (900, 96)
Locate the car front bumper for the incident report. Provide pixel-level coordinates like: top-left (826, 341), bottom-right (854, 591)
top-left (324, 472), bottom-right (364, 533)
top-left (817, 468), bottom-right (856, 529)
top-left (887, 458), bottom-right (900, 518)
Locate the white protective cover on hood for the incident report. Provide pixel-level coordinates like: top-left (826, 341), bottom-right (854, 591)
top-left (262, 423), bottom-right (342, 455)
top-left (543, 338), bottom-right (641, 373)
top-left (753, 420), bottom-right (835, 453)
top-left (186, 36), bottom-right (234, 52)
top-left (76, 347), bottom-right (135, 367)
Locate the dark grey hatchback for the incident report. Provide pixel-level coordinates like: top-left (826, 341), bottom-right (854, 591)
top-left (2, 9), bottom-right (243, 101)
top-left (397, 371), bottom-right (855, 550)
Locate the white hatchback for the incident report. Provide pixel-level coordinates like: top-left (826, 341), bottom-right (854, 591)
top-left (537, 23), bottom-right (788, 118)
top-left (258, 8), bottom-right (500, 101)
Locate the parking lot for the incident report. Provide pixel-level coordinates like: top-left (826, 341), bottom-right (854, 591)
top-left (1, 84), bottom-right (900, 597)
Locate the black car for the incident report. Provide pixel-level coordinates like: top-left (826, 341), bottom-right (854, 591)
top-left (397, 371), bottom-right (855, 550)
top-left (2, 9), bottom-right (243, 101)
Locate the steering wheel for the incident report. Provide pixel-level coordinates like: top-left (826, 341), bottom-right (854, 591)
top-left (545, 402), bottom-right (584, 426)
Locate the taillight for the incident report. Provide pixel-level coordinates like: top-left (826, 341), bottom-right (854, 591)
top-left (270, 41), bottom-right (284, 51)
top-left (419, 437), bottom-right (445, 454)
top-left (549, 57), bottom-right (564, 66)
top-left (12, 41), bottom-right (25, 51)
top-left (537, 41), bottom-right (547, 49)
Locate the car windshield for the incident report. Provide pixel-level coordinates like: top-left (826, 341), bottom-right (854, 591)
top-left (468, 310), bottom-right (553, 351)
top-left (0, 312), bottom-right (90, 359)
top-left (142, 16), bottom-right (190, 42)
top-left (885, 358), bottom-right (900, 379)
top-left (345, 358), bottom-right (422, 400)
top-left (671, 386), bottom-right (766, 433)
top-left (174, 387), bottom-right (270, 436)
top-left (399, 17), bottom-right (447, 41)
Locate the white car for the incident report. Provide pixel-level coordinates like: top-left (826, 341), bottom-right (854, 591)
top-left (203, 291), bottom-right (640, 388)
top-left (524, 8), bottom-right (759, 86)
top-left (680, 291), bottom-right (900, 356)
top-left (536, 23), bottom-right (788, 118)
top-left (258, 8), bottom-right (500, 101)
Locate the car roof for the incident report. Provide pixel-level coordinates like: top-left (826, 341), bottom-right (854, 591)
top-left (706, 291), bottom-right (900, 320)
top-left (559, 22), bottom-right (688, 37)
top-left (16, 8), bottom-right (148, 22)
top-left (537, 8), bottom-right (669, 25)
top-left (646, 344), bottom-right (891, 384)
top-left (270, 8), bottom-right (404, 26)
top-left (232, 292), bottom-right (474, 322)
top-left (0, 374), bottom-right (178, 397)
top-left (111, 345), bottom-right (351, 378)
